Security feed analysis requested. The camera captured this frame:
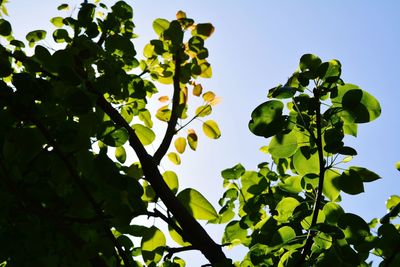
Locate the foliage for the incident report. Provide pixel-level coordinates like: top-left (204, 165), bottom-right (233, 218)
top-left (220, 54), bottom-right (400, 266)
top-left (0, 1), bottom-right (399, 267)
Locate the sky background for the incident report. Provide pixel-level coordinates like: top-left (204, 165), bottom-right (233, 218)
top-left (5, 0), bottom-right (400, 265)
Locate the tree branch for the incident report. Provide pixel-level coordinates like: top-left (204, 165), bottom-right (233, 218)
top-left (153, 54), bottom-right (182, 164)
top-left (165, 245), bottom-right (196, 260)
top-left (146, 209), bottom-right (188, 242)
top-left (298, 90), bottom-right (326, 266)
top-left (90, 82), bottom-right (229, 265)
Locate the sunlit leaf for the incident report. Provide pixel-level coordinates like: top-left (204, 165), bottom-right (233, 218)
top-left (273, 197), bottom-right (300, 224)
top-left (168, 224), bottom-right (191, 246)
top-left (271, 226), bottom-right (296, 246)
top-left (115, 146), bottom-right (126, 164)
top-left (222, 220), bottom-right (248, 247)
top-left (141, 226), bottom-right (166, 265)
top-left (159, 95), bottom-right (170, 102)
top-left (162, 171), bottom-right (179, 195)
top-left (26, 30), bottom-right (46, 47)
top-left (50, 17), bottom-right (64, 27)
top-left (395, 161), bottom-right (400, 172)
top-left (193, 84), bottom-right (202, 96)
top-left (202, 120), bottom-right (221, 139)
top-left (187, 130), bottom-right (198, 150)
top-left (177, 188), bottom-right (218, 220)
top-left (249, 100), bottom-right (285, 138)
top-left (292, 146), bottom-right (319, 176)
top-left (132, 124), bottom-right (155, 146)
top-left (323, 202), bottom-right (344, 225)
top-left (221, 163), bottom-right (245, 180)
top-left (196, 105), bottom-right (212, 117)
top-left (323, 169), bottom-right (341, 202)
top-left (168, 152), bottom-right (181, 165)
top-left (202, 91), bottom-right (215, 102)
top-left (192, 23), bottom-right (215, 38)
top-left (268, 131), bottom-right (298, 158)
top-left (174, 137), bottom-right (186, 154)
top-left (279, 175), bottom-right (302, 194)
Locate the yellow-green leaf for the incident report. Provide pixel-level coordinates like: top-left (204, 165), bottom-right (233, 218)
top-left (174, 137), bottom-right (186, 154)
top-left (187, 130), bottom-right (198, 151)
top-left (115, 146), bottom-right (126, 164)
top-left (162, 171), bottom-right (179, 195)
top-left (202, 120), bottom-right (221, 139)
top-left (141, 226), bottom-right (166, 265)
top-left (132, 124), bottom-right (155, 146)
top-left (177, 188), bottom-right (218, 220)
top-left (168, 152), bottom-right (181, 165)
top-left (50, 17), bottom-right (64, 27)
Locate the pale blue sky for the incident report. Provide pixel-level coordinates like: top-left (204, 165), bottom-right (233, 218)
top-left (5, 0), bottom-right (400, 265)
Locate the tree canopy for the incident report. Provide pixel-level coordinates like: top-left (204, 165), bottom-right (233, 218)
top-left (0, 1), bottom-right (399, 267)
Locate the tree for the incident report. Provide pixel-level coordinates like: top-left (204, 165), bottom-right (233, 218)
top-left (0, 1), bottom-right (399, 267)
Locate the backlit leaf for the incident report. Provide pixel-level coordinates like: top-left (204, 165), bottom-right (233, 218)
top-left (268, 131), bottom-right (298, 158)
top-left (141, 226), bottom-right (166, 265)
top-left (222, 220), bottom-right (248, 247)
top-left (0, 19), bottom-right (11, 36)
top-left (50, 17), bottom-right (64, 27)
top-left (115, 146), bottom-right (126, 164)
top-left (273, 197), bottom-right (300, 224)
top-left (323, 169), bottom-right (341, 201)
top-left (193, 84), bottom-right (202, 96)
top-left (338, 168), bottom-right (364, 195)
top-left (196, 105), bottom-right (212, 117)
top-left (192, 23), bottom-right (215, 38)
top-left (221, 163), bottom-right (245, 180)
top-left (132, 124), bottom-right (155, 146)
top-left (26, 30), bottom-right (46, 47)
top-left (395, 161), bottom-right (400, 172)
top-left (177, 188), bottom-right (218, 220)
top-left (249, 100), bottom-right (285, 138)
top-left (292, 146), bottom-right (319, 176)
top-left (202, 120), bottom-right (221, 139)
top-left (174, 137), bottom-right (186, 154)
top-left (187, 130), bottom-right (198, 150)
top-left (202, 91), bottom-right (215, 102)
top-left (162, 171), bottom-right (179, 195)
top-left (168, 152), bottom-right (181, 165)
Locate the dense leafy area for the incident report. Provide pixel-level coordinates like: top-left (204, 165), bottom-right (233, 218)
top-left (0, 1), bottom-right (399, 267)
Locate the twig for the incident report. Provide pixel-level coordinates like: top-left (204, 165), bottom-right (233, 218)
top-left (165, 245), bottom-right (196, 260)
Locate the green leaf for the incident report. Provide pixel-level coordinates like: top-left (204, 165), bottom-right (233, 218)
top-left (50, 17), bottom-right (64, 27)
top-left (167, 152), bottom-right (181, 165)
top-left (348, 166), bottom-right (380, 182)
top-left (0, 19), bottom-right (11, 36)
top-left (156, 105), bottom-right (171, 122)
top-left (318, 59), bottom-right (341, 83)
top-left (193, 84), bottom-right (203, 96)
top-left (141, 226), bottom-right (166, 265)
top-left (273, 197), bottom-right (300, 224)
top-left (249, 100), bottom-right (285, 138)
top-left (115, 146), bottom-right (126, 164)
top-left (292, 146), bottom-right (319, 176)
top-left (299, 54), bottom-right (322, 79)
top-left (52, 29), bottom-right (71, 43)
top-left (271, 226), bottom-right (296, 246)
top-left (174, 137), bottom-right (186, 154)
top-left (279, 176), bottom-right (302, 194)
top-left (202, 120), bottom-right (221, 139)
top-left (192, 23), bottom-right (215, 38)
top-left (132, 124), bottom-right (155, 146)
top-left (222, 220), bottom-right (248, 247)
top-left (337, 168), bottom-right (364, 195)
top-left (268, 130), bottom-right (298, 158)
top-left (57, 3), bottom-right (69, 10)
top-left (102, 125), bottom-right (129, 147)
top-left (338, 213), bottom-right (370, 245)
top-left (168, 224), bottom-right (191, 247)
top-left (386, 195), bottom-right (400, 210)
top-left (221, 163), bottom-right (245, 180)
top-left (323, 202), bottom-right (344, 225)
top-left (162, 171), bottom-right (179, 195)
top-left (138, 109), bottom-right (153, 128)
top-left (323, 169), bottom-right (341, 201)
top-left (187, 130), bottom-right (198, 150)
top-left (301, 212), bottom-right (325, 230)
top-left (396, 161), bottom-right (400, 172)
top-left (177, 188), bottom-right (218, 220)
top-left (331, 83), bottom-right (381, 123)
top-left (153, 18), bottom-right (170, 36)
top-left (26, 30), bottom-right (47, 47)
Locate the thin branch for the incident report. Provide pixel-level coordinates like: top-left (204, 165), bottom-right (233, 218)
top-left (153, 54), bottom-right (182, 164)
top-left (165, 245), bottom-right (196, 260)
top-left (146, 209), bottom-right (188, 242)
top-left (298, 90), bottom-right (326, 266)
top-left (176, 104), bottom-right (211, 133)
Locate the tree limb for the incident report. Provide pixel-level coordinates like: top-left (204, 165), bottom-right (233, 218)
top-left (153, 54), bottom-right (182, 164)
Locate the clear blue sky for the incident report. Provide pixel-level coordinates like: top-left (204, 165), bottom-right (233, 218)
top-left (5, 0), bottom-right (400, 265)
